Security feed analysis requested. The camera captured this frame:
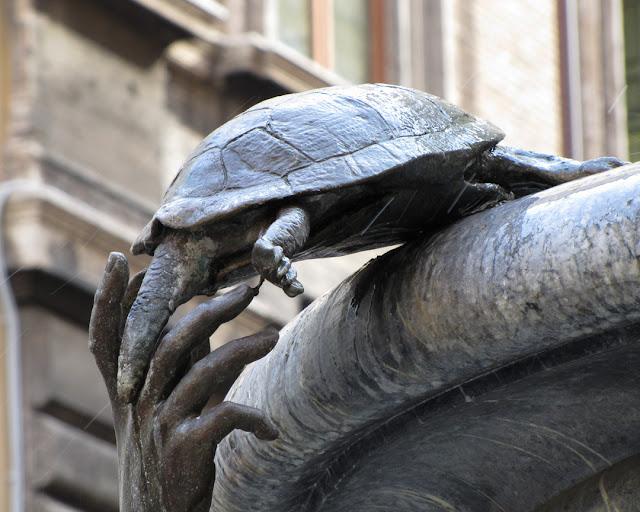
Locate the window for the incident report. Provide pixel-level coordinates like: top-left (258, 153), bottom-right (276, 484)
top-left (625, 0), bottom-right (640, 160)
top-left (274, 0), bottom-right (385, 84)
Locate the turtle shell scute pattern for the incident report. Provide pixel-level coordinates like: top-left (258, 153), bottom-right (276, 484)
top-left (138, 84), bottom-right (504, 251)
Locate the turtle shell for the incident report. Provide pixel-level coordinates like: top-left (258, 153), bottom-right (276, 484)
top-left (133, 84), bottom-right (504, 255)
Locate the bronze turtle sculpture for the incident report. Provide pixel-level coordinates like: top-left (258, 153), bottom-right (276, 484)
top-left (117, 83), bottom-right (625, 403)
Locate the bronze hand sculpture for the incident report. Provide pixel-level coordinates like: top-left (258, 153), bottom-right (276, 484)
top-left (89, 252), bottom-right (278, 512)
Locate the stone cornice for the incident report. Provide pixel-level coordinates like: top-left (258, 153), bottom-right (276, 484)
top-left (2, 181), bottom-right (148, 291)
top-left (166, 33), bottom-right (349, 92)
top-left (130, 0), bottom-right (228, 34)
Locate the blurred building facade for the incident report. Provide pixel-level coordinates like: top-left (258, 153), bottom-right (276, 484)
top-left (0, 0), bottom-right (635, 510)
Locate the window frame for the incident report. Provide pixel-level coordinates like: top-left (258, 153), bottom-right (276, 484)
top-left (273, 0), bottom-right (387, 84)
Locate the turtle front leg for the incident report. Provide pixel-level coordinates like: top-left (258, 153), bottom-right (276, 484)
top-left (252, 205), bottom-right (310, 297)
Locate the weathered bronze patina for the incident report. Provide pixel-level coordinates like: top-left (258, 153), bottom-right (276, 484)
top-left (89, 254), bottom-right (278, 512)
top-left (93, 163), bottom-right (640, 511)
top-left (116, 84), bottom-right (624, 404)
top-left (213, 163), bottom-right (640, 511)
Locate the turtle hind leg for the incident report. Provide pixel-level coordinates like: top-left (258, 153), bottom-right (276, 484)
top-left (252, 205), bottom-right (310, 298)
top-left (448, 181), bottom-right (513, 217)
top-left (578, 156), bottom-right (627, 173)
top-left (477, 145), bottom-right (628, 198)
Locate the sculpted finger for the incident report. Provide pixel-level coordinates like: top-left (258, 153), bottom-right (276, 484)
top-left (89, 253), bottom-right (129, 394)
top-left (190, 401), bottom-right (278, 445)
top-left (189, 337), bottom-right (211, 368)
top-left (163, 329), bottom-right (278, 419)
top-left (138, 285), bottom-right (257, 410)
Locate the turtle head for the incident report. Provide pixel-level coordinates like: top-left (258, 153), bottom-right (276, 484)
top-left (117, 227), bottom-right (221, 403)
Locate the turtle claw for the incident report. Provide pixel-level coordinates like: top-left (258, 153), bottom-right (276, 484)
top-left (281, 264), bottom-right (304, 297)
top-left (252, 240), bottom-right (304, 297)
top-left (283, 279), bottom-right (304, 297)
top-left (276, 257), bottom-right (292, 280)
